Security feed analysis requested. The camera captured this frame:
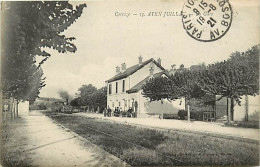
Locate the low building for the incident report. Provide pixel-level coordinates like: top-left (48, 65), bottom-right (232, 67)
top-left (215, 95), bottom-right (260, 122)
top-left (105, 56), bottom-right (184, 117)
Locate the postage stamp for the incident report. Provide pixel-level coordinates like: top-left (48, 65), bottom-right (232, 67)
top-left (182, 0), bottom-right (233, 42)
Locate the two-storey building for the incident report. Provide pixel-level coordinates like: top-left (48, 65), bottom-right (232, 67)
top-left (105, 56), bottom-right (184, 117)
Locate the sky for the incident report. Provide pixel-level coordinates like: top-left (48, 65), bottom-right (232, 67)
top-left (38, 0), bottom-right (260, 98)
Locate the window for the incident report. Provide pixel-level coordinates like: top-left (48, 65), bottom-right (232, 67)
top-left (122, 80), bottom-right (125, 92)
top-left (109, 84), bottom-right (112, 94)
top-left (119, 102), bottom-right (121, 106)
top-left (116, 82), bottom-right (118, 93)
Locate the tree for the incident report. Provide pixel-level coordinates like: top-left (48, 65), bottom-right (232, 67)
top-left (26, 67), bottom-right (46, 104)
top-left (142, 76), bottom-right (179, 119)
top-left (2, 1), bottom-right (87, 65)
top-left (142, 65), bottom-right (206, 121)
top-left (75, 85), bottom-right (107, 113)
top-left (169, 67), bottom-right (205, 121)
top-left (88, 87), bottom-right (107, 112)
top-left (77, 84), bottom-right (97, 106)
top-left (198, 45), bottom-right (259, 121)
top-left (1, 2), bottom-right (86, 116)
top-left (70, 97), bottom-right (80, 107)
top-left (142, 76), bottom-right (178, 102)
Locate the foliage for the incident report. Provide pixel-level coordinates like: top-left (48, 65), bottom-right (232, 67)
top-left (142, 76), bottom-right (178, 102)
top-left (177, 109), bottom-right (187, 120)
top-left (2, 1), bottom-right (87, 64)
top-left (198, 45), bottom-right (259, 102)
top-left (70, 97), bottom-right (80, 106)
top-left (169, 67), bottom-right (206, 102)
top-left (142, 66), bottom-right (206, 103)
top-left (142, 65), bottom-right (206, 121)
top-left (77, 84), bottom-right (97, 105)
top-left (1, 1), bottom-right (86, 103)
top-left (197, 45), bottom-right (259, 121)
top-left (90, 87), bottom-right (107, 111)
top-left (74, 84), bottom-right (107, 111)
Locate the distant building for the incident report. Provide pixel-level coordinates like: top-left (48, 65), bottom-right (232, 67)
top-left (105, 56), bottom-right (184, 117)
top-left (215, 95), bottom-right (260, 121)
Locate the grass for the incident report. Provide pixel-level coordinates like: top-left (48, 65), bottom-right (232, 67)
top-left (224, 121), bottom-right (259, 129)
top-left (1, 118), bottom-right (35, 167)
top-left (45, 112), bottom-right (259, 166)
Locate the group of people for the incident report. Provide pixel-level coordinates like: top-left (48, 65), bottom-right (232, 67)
top-left (103, 106), bottom-right (136, 118)
top-left (103, 107), bottom-right (112, 117)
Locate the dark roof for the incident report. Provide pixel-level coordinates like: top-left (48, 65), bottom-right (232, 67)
top-left (126, 71), bottom-right (169, 94)
top-left (106, 58), bottom-right (165, 83)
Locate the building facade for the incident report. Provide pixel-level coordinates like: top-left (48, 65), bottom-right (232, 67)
top-left (105, 56), bottom-right (185, 117)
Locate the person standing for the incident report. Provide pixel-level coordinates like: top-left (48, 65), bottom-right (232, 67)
top-left (103, 108), bottom-right (107, 117)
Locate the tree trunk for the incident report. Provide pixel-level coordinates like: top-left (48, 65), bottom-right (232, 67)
top-left (185, 98), bottom-right (190, 122)
top-left (11, 97), bottom-right (15, 120)
top-left (187, 104), bottom-right (190, 122)
top-left (226, 98), bottom-right (229, 122)
top-left (213, 101), bottom-right (216, 121)
top-left (0, 90), bottom-right (2, 123)
top-left (185, 98), bottom-right (188, 112)
top-left (16, 100), bottom-right (19, 117)
top-left (161, 99), bottom-right (164, 119)
top-left (245, 95), bottom-right (249, 121)
top-left (230, 97), bottom-right (234, 121)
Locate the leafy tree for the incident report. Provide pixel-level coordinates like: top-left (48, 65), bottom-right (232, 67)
top-left (169, 67), bottom-right (205, 121)
top-left (1, 2), bottom-right (86, 116)
top-left (2, 1), bottom-right (87, 65)
top-left (142, 76), bottom-right (178, 102)
top-left (26, 67), bottom-right (46, 104)
top-left (142, 76), bottom-right (178, 119)
top-left (198, 45), bottom-right (259, 121)
top-left (70, 97), bottom-right (80, 107)
top-left (93, 87), bottom-right (107, 112)
top-left (77, 84), bottom-right (97, 106)
top-left (76, 85), bottom-right (107, 112)
top-left (142, 65), bottom-right (206, 121)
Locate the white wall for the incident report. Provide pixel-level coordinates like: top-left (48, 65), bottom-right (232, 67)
top-left (216, 95), bottom-right (260, 121)
top-left (234, 95), bottom-right (259, 121)
top-left (130, 61), bottom-right (163, 88)
top-left (107, 91), bottom-right (139, 111)
top-left (18, 101), bottom-right (29, 116)
top-left (140, 94), bottom-right (185, 116)
top-left (107, 60), bottom-right (164, 114)
top-left (108, 78), bottom-right (129, 95)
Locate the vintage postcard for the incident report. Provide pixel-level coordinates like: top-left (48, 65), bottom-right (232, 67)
top-left (1, 0), bottom-right (259, 166)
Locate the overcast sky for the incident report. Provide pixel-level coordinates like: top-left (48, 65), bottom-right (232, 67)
top-left (38, 0), bottom-right (260, 98)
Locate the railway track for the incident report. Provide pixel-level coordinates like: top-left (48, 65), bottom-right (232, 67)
top-left (68, 124), bottom-right (191, 166)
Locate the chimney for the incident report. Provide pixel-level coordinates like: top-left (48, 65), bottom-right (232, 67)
top-left (157, 58), bottom-right (161, 65)
top-left (116, 66), bottom-right (120, 74)
top-left (169, 64), bottom-right (176, 75)
top-left (138, 55), bottom-right (143, 65)
top-left (121, 63), bottom-right (126, 71)
top-left (149, 67), bottom-right (154, 79)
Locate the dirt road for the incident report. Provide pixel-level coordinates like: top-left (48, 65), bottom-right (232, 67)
top-left (1, 110), bottom-right (128, 167)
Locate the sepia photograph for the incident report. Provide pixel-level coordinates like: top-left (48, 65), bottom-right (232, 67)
top-left (1, 0), bottom-right (259, 166)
